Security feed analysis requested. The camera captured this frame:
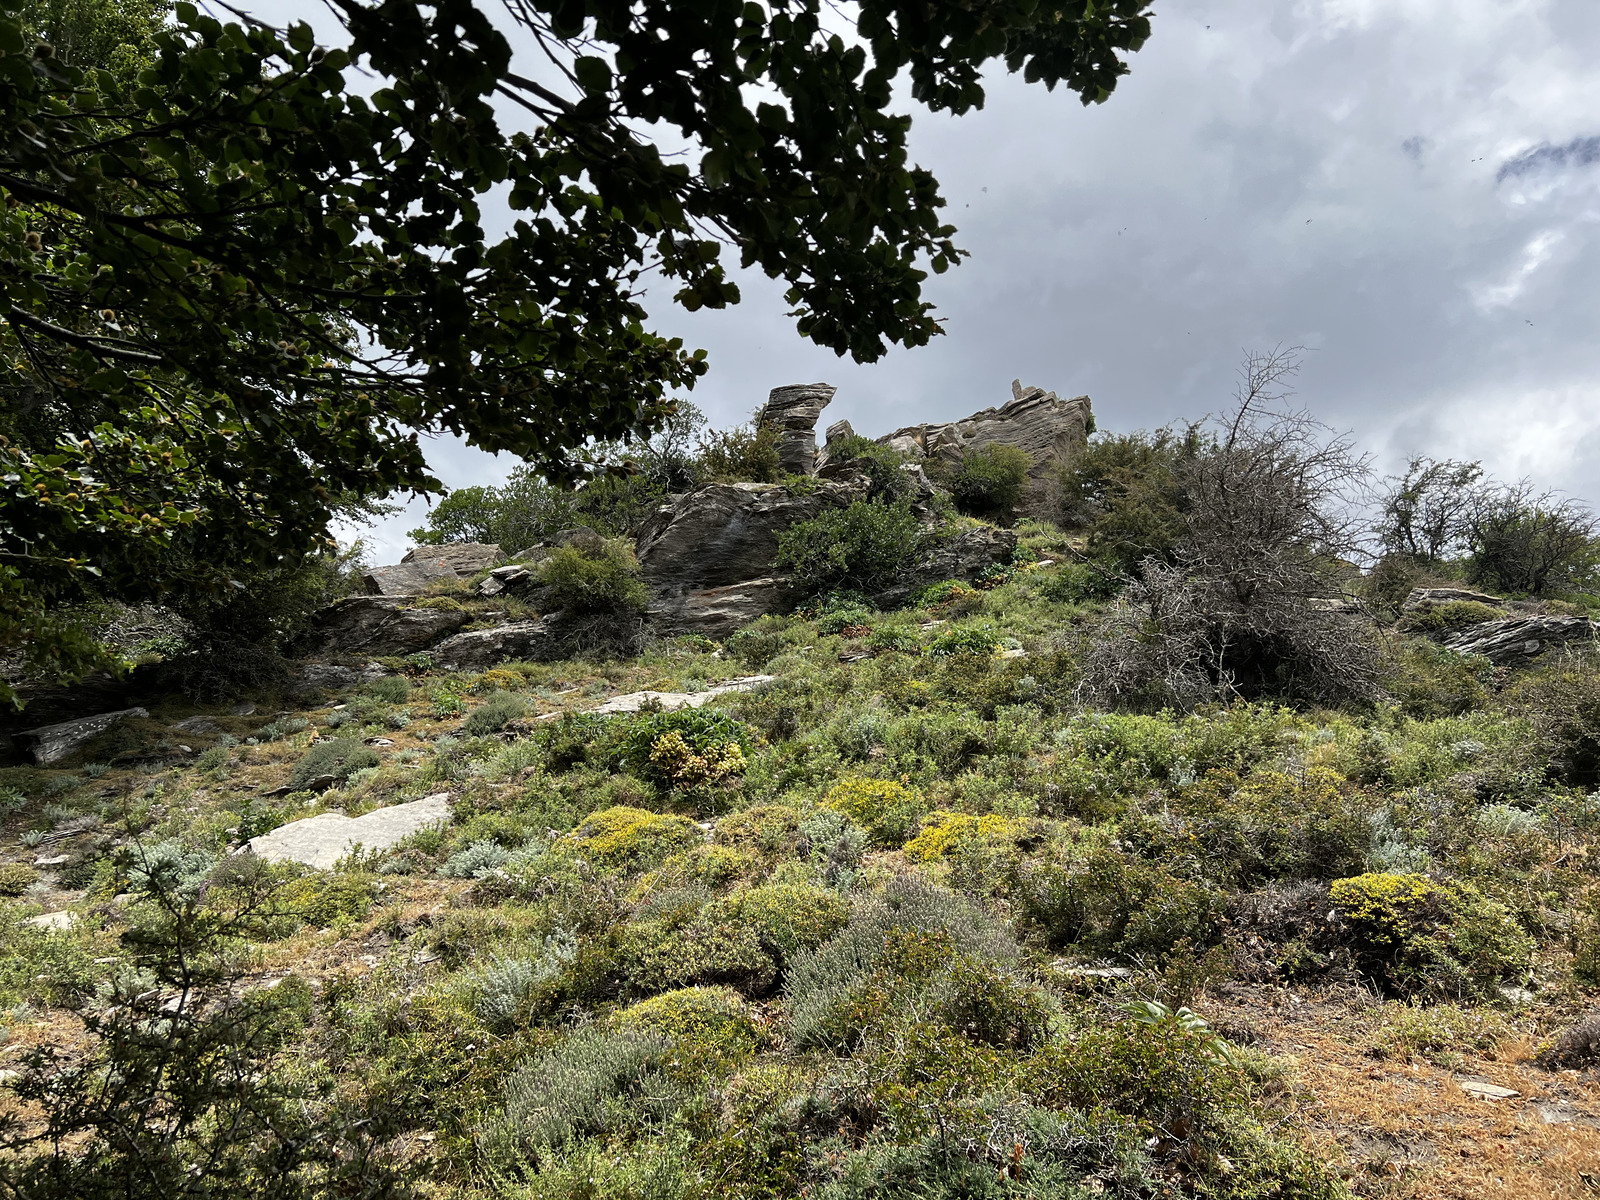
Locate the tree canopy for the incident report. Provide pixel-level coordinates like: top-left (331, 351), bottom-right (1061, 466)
top-left (0, 0), bottom-right (1152, 701)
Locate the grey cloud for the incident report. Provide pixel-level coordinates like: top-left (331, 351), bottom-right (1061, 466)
top-left (1497, 135), bottom-right (1600, 182)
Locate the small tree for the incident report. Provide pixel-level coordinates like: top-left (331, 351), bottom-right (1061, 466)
top-left (775, 499), bottom-right (924, 595)
top-left (1375, 457), bottom-right (1482, 565)
top-left (0, 844), bottom-right (405, 1199)
top-left (1465, 482), bottom-right (1598, 596)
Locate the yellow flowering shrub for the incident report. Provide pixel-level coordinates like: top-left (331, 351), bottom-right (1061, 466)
top-left (825, 777), bottom-right (925, 847)
top-left (567, 806), bottom-right (699, 870)
top-left (902, 811), bottom-right (1025, 862)
top-left (648, 730), bottom-right (747, 790)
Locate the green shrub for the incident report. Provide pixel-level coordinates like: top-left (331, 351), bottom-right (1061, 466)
top-left (612, 709), bottom-right (752, 794)
top-left (503, 1026), bottom-right (669, 1149)
top-left (820, 434), bottom-right (911, 499)
top-left (0, 862), bottom-right (39, 897)
top-left (1402, 599), bottom-right (1505, 634)
top-left (1039, 561), bottom-right (1121, 604)
top-left (711, 883), bottom-right (849, 965)
top-left (867, 624), bottom-right (921, 652)
top-left (950, 443), bottom-right (1031, 516)
top-left (615, 985), bottom-right (763, 1059)
top-left (621, 915), bottom-right (777, 997)
top-left (815, 606), bottom-right (874, 635)
top-left (537, 535), bottom-right (650, 614)
top-left (697, 423), bottom-right (781, 483)
top-left (257, 716), bottom-right (309, 741)
top-left (927, 623), bottom-right (1003, 658)
top-left (824, 777), bottom-right (926, 848)
top-left (1366, 1002), bottom-right (1512, 1065)
top-left (714, 805), bottom-right (802, 856)
top-left (775, 498), bottom-right (924, 595)
top-left (287, 737), bottom-right (380, 790)
top-left (913, 579), bottom-right (976, 608)
top-left (566, 806), bottom-right (699, 871)
top-left (367, 675), bottom-right (411, 704)
top-left (463, 690), bottom-right (527, 736)
top-left (1386, 641), bottom-right (1493, 718)
top-left (1329, 872), bottom-right (1532, 995)
top-left (274, 871), bottom-right (375, 927)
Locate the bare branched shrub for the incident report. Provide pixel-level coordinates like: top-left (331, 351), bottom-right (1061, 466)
top-left (1465, 480), bottom-right (1598, 596)
top-left (1083, 348), bottom-right (1381, 709)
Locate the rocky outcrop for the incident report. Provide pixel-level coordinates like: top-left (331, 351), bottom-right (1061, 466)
top-left (871, 524), bottom-right (1019, 608)
top-left (757, 383), bottom-right (836, 475)
top-left (363, 559), bottom-right (456, 596)
top-left (636, 476), bottom-right (871, 593)
top-left (431, 620), bottom-right (554, 670)
top-left (402, 542), bottom-right (503, 574)
top-left (12, 707), bottom-right (149, 766)
top-left (245, 792), bottom-right (453, 870)
top-left (1403, 587), bottom-right (1504, 611)
top-left (879, 380), bottom-right (1092, 513)
top-left (648, 577), bottom-right (795, 638)
top-left (288, 662), bottom-right (391, 700)
top-left (1444, 616), bottom-right (1597, 665)
top-left (295, 597), bottom-right (470, 658)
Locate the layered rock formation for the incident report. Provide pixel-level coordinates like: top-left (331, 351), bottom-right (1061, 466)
top-left (1445, 615), bottom-right (1598, 665)
top-left (757, 383), bottom-right (836, 475)
top-left (879, 380), bottom-right (1092, 512)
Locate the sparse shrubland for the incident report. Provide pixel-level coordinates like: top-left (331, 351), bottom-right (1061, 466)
top-left (12, 361), bottom-right (1600, 1200)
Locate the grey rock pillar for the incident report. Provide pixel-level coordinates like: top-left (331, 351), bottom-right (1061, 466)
top-left (758, 383), bottom-right (836, 475)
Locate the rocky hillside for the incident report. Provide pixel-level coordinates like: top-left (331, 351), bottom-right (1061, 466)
top-left (4, 387), bottom-right (1600, 1199)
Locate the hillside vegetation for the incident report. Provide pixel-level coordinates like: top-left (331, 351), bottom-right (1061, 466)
top-left (6, 490), bottom-right (1600, 1197)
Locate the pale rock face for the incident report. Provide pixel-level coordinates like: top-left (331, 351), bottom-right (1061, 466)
top-left (1402, 587), bottom-right (1504, 611)
top-left (878, 380), bottom-right (1093, 513)
top-left (294, 596), bottom-right (470, 658)
top-left (400, 542), bottom-right (503, 575)
top-left (757, 383), bottom-right (836, 475)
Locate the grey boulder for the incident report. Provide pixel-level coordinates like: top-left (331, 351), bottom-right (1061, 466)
top-left (288, 662), bottom-right (391, 700)
top-left (12, 707), bottom-right (150, 766)
top-left (1444, 615), bottom-right (1597, 665)
top-left (295, 596), bottom-right (470, 659)
top-left (649, 577), bottom-right (795, 638)
top-left (872, 524), bottom-right (1019, 609)
top-left (431, 619), bottom-right (553, 670)
top-left (401, 542), bottom-right (504, 575)
top-left (363, 559), bottom-right (456, 596)
top-left (636, 476), bottom-right (870, 594)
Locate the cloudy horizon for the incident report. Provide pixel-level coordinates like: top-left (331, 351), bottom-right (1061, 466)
top-left (235, 0), bottom-right (1600, 562)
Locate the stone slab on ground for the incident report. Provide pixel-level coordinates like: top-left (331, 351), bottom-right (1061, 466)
top-left (245, 793), bottom-right (453, 870)
top-left (12, 707), bottom-right (150, 765)
top-left (537, 675), bottom-right (776, 721)
top-left (25, 910), bottom-right (77, 931)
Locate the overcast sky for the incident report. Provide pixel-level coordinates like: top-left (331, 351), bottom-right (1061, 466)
top-left (237, 0), bottom-right (1600, 561)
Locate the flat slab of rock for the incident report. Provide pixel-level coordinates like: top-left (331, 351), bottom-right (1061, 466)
top-left (12, 707), bottom-right (149, 765)
top-left (1458, 1079), bottom-right (1519, 1101)
top-left (544, 675), bottom-right (777, 719)
top-left (245, 793), bottom-right (453, 870)
top-left (295, 596), bottom-right (470, 658)
top-left (1403, 586), bottom-right (1504, 611)
top-left (363, 559), bottom-right (456, 596)
top-left (25, 910), bottom-right (77, 931)
top-left (401, 542), bottom-right (503, 575)
top-left (1444, 615), bottom-right (1597, 665)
